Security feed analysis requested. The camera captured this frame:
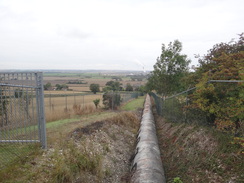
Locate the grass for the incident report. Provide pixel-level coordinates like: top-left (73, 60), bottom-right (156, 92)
top-left (44, 92), bottom-right (142, 122)
top-left (0, 113), bottom-right (111, 182)
top-left (0, 95), bottom-right (145, 182)
top-left (0, 110), bottom-right (117, 168)
top-left (121, 96), bottom-right (145, 111)
top-left (1, 95), bottom-right (143, 144)
top-left (43, 72), bottom-right (83, 77)
top-left (48, 140), bottom-right (103, 183)
top-left (44, 94), bottom-right (103, 122)
top-left (0, 107), bottom-right (141, 182)
top-left (47, 112), bottom-right (117, 133)
top-left (0, 144), bottom-right (37, 168)
top-left (155, 113), bottom-right (244, 183)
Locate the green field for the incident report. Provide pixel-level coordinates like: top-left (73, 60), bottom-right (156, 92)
top-left (121, 96), bottom-right (145, 111)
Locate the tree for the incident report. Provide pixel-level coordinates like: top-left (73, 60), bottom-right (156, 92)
top-left (0, 86), bottom-right (8, 126)
top-left (125, 83), bottom-right (133, 91)
top-left (148, 40), bottom-right (191, 96)
top-left (93, 99), bottom-right (100, 109)
top-left (44, 82), bottom-right (52, 90)
top-left (103, 92), bottom-right (121, 110)
top-left (135, 85), bottom-right (147, 94)
top-left (55, 84), bottom-right (68, 90)
top-left (90, 84), bottom-right (100, 94)
top-left (191, 33), bottom-right (244, 132)
top-left (111, 76), bottom-right (122, 81)
top-left (104, 81), bottom-right (122, 91)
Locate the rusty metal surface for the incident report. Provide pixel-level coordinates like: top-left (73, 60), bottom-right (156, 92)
top-left (131, 94), bottom-right (166, 183)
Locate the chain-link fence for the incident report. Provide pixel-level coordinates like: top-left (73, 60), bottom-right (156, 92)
top-left (151, 88), bottom-right (209, 125)
top-left (44, 91), bottom-right (142, 120)
top-left (102, 91), bottom-right (142, 110)
top-left (0, 72), bottom-right (46, 169)
top-left (0, 71), bottom-right (141, 169)
top-left (44, 93), bottom-right (104, 111)
top-left (151, 80), bottom-right (244, 128)
top-left (44, 92), bottom-right (104, 121)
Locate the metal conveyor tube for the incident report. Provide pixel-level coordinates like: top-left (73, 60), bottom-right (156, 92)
top-left (131, 94), bottom-right (166, 183)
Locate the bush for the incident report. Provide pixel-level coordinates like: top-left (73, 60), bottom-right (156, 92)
top-left (90, 84), bottom-right (100, 94)
top-left (103, 92), bottom-right (121, 110)
top-left (93, 99), bottom-right (100, 109)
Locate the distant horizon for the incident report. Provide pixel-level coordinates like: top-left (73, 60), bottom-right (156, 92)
top-left (0, 69), bottom-right (151, 73)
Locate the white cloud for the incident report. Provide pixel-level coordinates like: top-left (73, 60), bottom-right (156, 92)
top-left (0, 0), bottom-right (243, 71)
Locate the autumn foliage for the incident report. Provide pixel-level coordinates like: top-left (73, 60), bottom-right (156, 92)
top-left (147, 34), bottom-right (244, 134)
top-left (191, 33), bottom-right (244, 133)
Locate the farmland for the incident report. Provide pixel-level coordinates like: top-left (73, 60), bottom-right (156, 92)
top-left (43, 70), bottom-right (147, 92)
top-left (44, 93), bottom-right (104, 122)
top-left (1, 69), bottom-right (243, 182)
top-left (42, 70), bottom-right (147, 122)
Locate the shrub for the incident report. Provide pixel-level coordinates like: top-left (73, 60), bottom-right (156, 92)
top-left (90, 84), bottom-right (100, 94)
top-left (93, 99), bottom-right (100, 109)
top-left (102, 92), bottom-right (121, 110)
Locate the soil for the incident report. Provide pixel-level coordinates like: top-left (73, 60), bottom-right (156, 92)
top-left (4, 111), bottom-right (141, 183)
top-left (71, 120), bottom-right (137, 183)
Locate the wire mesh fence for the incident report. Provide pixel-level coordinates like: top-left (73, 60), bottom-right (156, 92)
top-left (102, 91), bottom-right (142, 110)
top-left (0, 72), bottom-right (141, 169)
top-left (44, 92), bottom-right (104, 121)
top-left (151, 80), bottom-right (244, 128)
top-left (0, 72), bottom-right (46, 169)
top-left (43, 91), bottom-right (142, 119)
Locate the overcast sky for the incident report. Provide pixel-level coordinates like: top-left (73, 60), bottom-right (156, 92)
top-left (0, 0), bottom-right (243, 71)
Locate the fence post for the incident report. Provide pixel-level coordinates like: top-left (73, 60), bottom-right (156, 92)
top-left (112, 91), bottom-right (114, 110)
top-left (83, 95), bottom-right (85, 109)
top-left (65, 92), bottom-right (67, 111)
top-left (49, 92), bottom-right (51, 111)
top-left (73, 91), bottom-right (76, 105)
top-left (36, 73), bottom-right (47, 149)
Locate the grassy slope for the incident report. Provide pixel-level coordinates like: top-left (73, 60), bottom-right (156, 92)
top-left (0, 112), bottom-right (117, 172)
top-left (0, 97), bottom-right (144, 183)
top-left (121, 96), bottom-right (145, 111)
top-left (155, 111), bottom-right (244, 183)
top-left (2, 95), bottom-right (243, 183)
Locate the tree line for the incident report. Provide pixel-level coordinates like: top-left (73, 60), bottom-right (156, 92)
top-left (90, 81), bottom-right (143, 94)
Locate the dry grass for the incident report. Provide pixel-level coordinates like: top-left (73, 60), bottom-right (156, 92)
top-left (45, 109), bottom-right (71, 122)
top-left (45, 111), bottom-right (139, 183)
top-left (155, 113), bottom-right (244, 183)
top-left (0, 111), bottom-right (118, 182)
top-left (0, 110), bottom-right (140, 183)
top-left (73, 104), bottom-right (98, 115)
top-left (44, 94), bottom-right (103, 109)
top-left (44, 94), bottom-right (103, 122)
top-left (68, 86), bottom-right (91, 92)
top-left (107, 111), bottom-right (140, 129)
top-left (0, 96), bottom-right (144, 183)
top-left (45, 104), bottom-right (99, 122)
top-left (44, 90), bottom-right (83, 94)
top-left (47, 140), bottom-right (103, 183)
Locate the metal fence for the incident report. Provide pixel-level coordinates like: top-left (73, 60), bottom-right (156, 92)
top-left (44, 91), bottom-right (142, 114)
top-left (106, 91), bottom-right (143, 110)
top-left (151, 80), bottom-right (244, 127)
top-left (0, 72), bottom-right (46, 169)
top-left (44, 92), bottom-right (104, 120)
